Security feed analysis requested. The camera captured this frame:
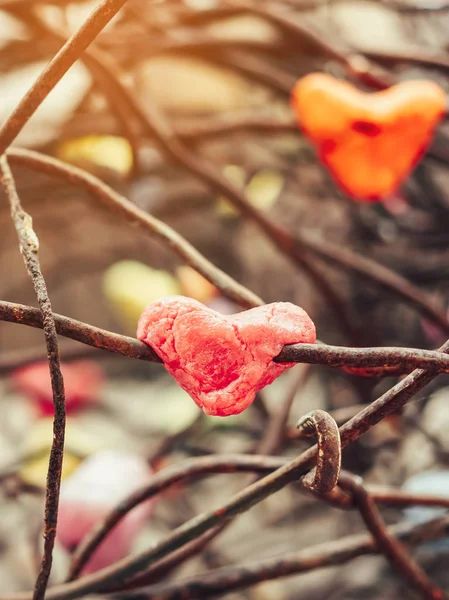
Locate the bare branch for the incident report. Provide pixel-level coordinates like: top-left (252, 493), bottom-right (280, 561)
top-left (3, 343), bottom-right (445, 600)
top-left (3, 300), bottom-right (449, 376)
top-left (68, 454), bottom-right (288, 580)
top-left (7, 149), bottom-right (262, 310)
top-left (0, 155), bottom-right (66, 600)
top-left (0, 0), bottom-right (129, 154)
top-left (106, 516), bottom-right (449, 599)
top-left (339, 472), bottom-right (446, 600)
top-left (0, 300), bottom-right (160, 362)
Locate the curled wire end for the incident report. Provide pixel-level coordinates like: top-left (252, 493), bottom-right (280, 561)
top-left (296, 409), bottom-right (341, 494)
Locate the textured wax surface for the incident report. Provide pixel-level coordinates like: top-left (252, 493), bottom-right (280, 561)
top-left (291, 73), bottom-right (446, 201)
top-left (57, 450), bottom-right (153, 574)
top-left (137, 296), bottom-right (316, 416)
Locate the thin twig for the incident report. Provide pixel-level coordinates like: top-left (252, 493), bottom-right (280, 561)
top-left (0, 155), bottom-right (66, 600)
top-left (276, 343), bottom-right (449, 374)
top-left (363, 47), bottom-right (449, 76)
top-left (109, 526), bottom-right (228, 592)
top-left (297, 233), bottom-right (449, 335)
top-left (383, 0), bottom-right (449, 12)
top-left (0, 0), bottom-right (129, 155)
top-left (225, 0), bottom-right (394, 89)
top-left (256, 365), bottom-right (312, 455)
top-left (175, 115), bottom-right (299, 140)
top-left (7, 149), bottom-right (262, 310)
top-left (67, 454), bottom-right (288, 580)
top-left (339, 472), bottom-right (446, 600)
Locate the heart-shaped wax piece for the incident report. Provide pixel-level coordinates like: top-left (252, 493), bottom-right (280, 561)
top-left (291, 73), bottom-right (446, 201)
top-left (58, 450), bottom-right (153, 574)
top-left (12, 360), bottom-right (104, 416)
top-left (137, 296), bottom-right (316, 416)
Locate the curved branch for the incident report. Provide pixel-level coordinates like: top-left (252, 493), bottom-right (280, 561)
top-left (110, 517), bottom-right (449, 600)
top-left (224, 0), bottom-right (393, 90)
top-left (339, 472), bottom-right (446, 600)
top-left (7, 149), bottom-right (262, 310)
top-left (257, 365), bottom-right (312, 455)
top-left (0, 0), bottom-right (129, 154)
top-left (2, 448), bottom-right (449, 599)
top-left (64, 453), bottom-right (449, 586)
top-left (67, 454), bottom-right (287, 580)
top-left (297, 231), bottom-right (449, 335)
top-left (340, 337), bottom-right (449, 447)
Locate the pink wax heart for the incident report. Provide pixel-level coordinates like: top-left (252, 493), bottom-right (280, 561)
top-left (11, 360), bottom-right (104, 416)
top-left (57, 450), bottom-right (153, 574)
top-left (137, 296), bottom-right (316, 416)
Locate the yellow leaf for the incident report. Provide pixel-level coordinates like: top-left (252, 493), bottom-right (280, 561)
top-left (216, 166), bottom-right (284, 215)
top-left (19, 418), bottom-right (102, 488)
top-left (20, 452), bottom-right (81, 489)
top-left (102, 260), bottom-right (181, 332)
top-left (57, 135), bottom-right (133, 176)
top-left (22, 418), bottom-right (102, 458)
top-left (246, 170), bottom-right (284, 211)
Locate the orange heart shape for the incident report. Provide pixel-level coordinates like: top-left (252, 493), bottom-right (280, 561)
top-left (291, 73), bottom-right (446, 201)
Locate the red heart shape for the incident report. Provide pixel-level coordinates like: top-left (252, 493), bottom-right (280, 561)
top-left (291, 73), bottom-right (446, 201)
top-left (12, 360), bottom-right (104, 416)
top-left (137, 296), bottom-right (316, 416)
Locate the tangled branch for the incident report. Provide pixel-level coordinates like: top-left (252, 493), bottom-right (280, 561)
top-left (105, 515), bottom-right (449, 599)
top-left (1, 1), bottom-right (449, 598)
